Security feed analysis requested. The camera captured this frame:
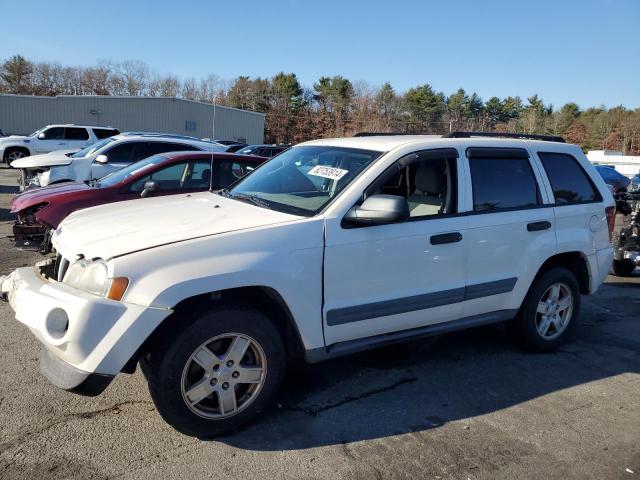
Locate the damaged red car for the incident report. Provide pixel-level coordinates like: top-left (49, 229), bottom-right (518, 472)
top-left (11, 151), bottom-right (266, 253)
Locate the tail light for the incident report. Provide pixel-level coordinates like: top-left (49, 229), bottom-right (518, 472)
top-left (605, 206), bottom-right (615, 242)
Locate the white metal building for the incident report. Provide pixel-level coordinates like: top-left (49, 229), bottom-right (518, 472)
top-left (0, 94), bottom-right (265, 144)
top-left (587, 150), bottom-right (640, 178)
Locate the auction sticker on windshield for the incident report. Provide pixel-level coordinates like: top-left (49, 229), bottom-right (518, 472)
top-left (308, 165), bottom-right (349, 180)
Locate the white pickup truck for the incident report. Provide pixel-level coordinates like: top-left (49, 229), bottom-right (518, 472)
top-left (0, 132), bottom-right (615, 437)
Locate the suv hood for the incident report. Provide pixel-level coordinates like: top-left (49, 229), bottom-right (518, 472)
top-left (11, 152), bottom-right (76, 168)
top-left (53, 191), bottom-right (300, 260)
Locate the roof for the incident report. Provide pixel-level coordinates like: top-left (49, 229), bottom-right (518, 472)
top-left (298, 135), bottom-right (579, 153)
top-left (159, 151), bottom-right (266, 163)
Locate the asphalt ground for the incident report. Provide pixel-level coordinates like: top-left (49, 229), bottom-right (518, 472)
top-left (0, 164), bottom-right (638, 479)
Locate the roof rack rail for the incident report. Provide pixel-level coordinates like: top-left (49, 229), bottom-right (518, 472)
top-left (353, 132), bottom-right (419, 137)
top-left (443, 131), bottom-right (565, 143)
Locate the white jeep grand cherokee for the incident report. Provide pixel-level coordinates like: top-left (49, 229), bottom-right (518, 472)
top-left (0, 132), bottom-right (615, 437)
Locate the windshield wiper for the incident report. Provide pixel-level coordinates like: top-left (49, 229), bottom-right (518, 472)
top-left (229, 193), bottom-right (272, 210)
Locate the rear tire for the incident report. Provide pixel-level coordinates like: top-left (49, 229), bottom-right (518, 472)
top-left (510, 267), bottom-right (580, 352)
top-left (145, 304), bottom-right (286, 438)
top-left (611, 259), bottom-right (636, 277)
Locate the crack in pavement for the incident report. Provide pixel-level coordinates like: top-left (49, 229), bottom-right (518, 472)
top-left (282, 377), bottom-right (417, 417)
top-left (0, 400), bottom-right (152, 454)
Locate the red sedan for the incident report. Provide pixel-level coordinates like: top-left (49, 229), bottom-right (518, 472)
top-left (11, 151), bottom-right (266, 253)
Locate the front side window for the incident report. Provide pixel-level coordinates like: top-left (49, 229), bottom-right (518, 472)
top-left (469, 151), bottom-right (539, 212)
top-left (72, 137), bottom-right (116, 158)
top-left (128, 159), bottom-right (212, 192)
top-left (146, 142), bottom-right (199, 156)
top-left (538, 152), bottom-right (600, 204)
top-left (227, 146), bottom-right (383, 216)
top-left (367, 150), bottom-right (458, 218)
top-left (65, 127), bottom-right (90, 141)
top-left (40, 127), bottom-right (65, 140)
top-left (104, 141), bottom-right (148, 163)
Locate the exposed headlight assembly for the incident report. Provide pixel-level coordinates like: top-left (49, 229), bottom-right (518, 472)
top-left (63, 259), bottom-right (128, 300)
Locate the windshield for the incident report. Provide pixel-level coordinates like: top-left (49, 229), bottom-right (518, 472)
top-left (71, 137), bottom-right (116, 158)
top-left (97, 154), bottom-right (167, 187)
top-left (227, 145), bottom-right (383, 216)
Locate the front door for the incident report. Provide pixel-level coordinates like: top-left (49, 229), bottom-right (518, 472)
top-left (323, 148), bottom-right (468, 345)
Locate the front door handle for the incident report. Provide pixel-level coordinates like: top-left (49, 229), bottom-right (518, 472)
top-left (430, 232), bottom-right (462, 245)
top-left (527, 221), bottom-right (552, 232)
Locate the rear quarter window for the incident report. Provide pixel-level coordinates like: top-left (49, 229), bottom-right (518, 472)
top-left (93, 128), bottom-right (119, 139)
top-left (538, 152), bottom-right (601, 204)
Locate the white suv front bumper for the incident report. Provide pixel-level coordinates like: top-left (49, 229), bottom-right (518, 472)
top-left (1, 266), bottom-right (171, 395)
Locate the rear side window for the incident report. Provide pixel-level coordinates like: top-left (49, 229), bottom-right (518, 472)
top-left (65, 127), bottom-right (89, 140)
top-left (92, 128), bottom-right (119, 139)
top-left (468, 150), bottom-right (539, 212)
top-left (538, 152), bottom-right (601, 204)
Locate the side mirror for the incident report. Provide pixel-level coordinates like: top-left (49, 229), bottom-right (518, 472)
top-left (95, 154), bottom-right (108, 164)
top-left (37, 133), bottom-right (46, 140)
top-left (343, 194), bottom-right (409, 226)
top-left (140, 181), bottom-right (157, 198)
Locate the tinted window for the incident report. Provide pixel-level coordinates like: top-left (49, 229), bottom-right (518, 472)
top-left (146, 142), bottom-right (199, 156)
top-left (65, 127), bottom-right (89, 140)
top-left (92, 128), bottom-right (119, 139)
top-left (215, 159), bottom-right (256, 189)
top-left (470, 157), bottom-right (539, 211)
top-left (129, 160), bottom-right (212, 192)
top-left (40, 127), bottom-right (65, 140)
top-left (538, 152), bottom-right (600, 204)
top-left (105, 142), bottom-right (149, 163)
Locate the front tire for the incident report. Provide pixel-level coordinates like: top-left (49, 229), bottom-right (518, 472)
top-left (511, 267), bottom-right (580, 352)
top-left (4, 148), bottom-right (28, 164)
top-left (145, 304), bottom-right (285, 437)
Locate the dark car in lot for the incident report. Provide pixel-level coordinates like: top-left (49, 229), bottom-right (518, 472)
top-left (11, 151), bottom-right (266, 252)
top-left (594, 165), bottom-right (631, 193)
top-left (236, 144), bottom-right (289, 158)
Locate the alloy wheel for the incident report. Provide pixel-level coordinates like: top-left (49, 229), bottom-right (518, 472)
top-left (7, 151), bottom-right (26, 162)
top-left (535, 282), bottom-right (574, 340)
top-left (180, 333), bottom-right (267, 419)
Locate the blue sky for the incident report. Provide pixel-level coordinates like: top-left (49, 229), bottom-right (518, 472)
top-left (1, 0), bottom-right (638, 108)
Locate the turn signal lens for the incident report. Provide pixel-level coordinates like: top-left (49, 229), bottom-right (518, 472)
top-left (107, 277), bottom-right (129, 301)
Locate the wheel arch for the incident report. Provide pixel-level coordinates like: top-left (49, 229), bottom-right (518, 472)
top-left (3, 145), bottom-right (31, 162)
top-left (534, 251), bottom-right (591, 295)
top-left (122, 286), bottom-right (306, 373)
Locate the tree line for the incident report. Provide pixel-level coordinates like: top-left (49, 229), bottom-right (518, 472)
top-left (2, 54), bottom-right (639, 154)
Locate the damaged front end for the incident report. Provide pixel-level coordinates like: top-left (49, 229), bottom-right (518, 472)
top-left (12, 202), bottom-right (53, 253)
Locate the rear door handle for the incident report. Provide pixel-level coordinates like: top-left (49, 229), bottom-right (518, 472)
top-left (430, 232), bottom-right (463, 245)
top-left (527, 221), bottom-right (552, 232)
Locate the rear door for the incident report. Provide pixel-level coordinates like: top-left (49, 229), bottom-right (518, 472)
top-left (534, 149), bottom-right (608, 262)
top-left (64, 127), bottom-right (91, 151)
top-left (461, 146), bottom-right (557, 320)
